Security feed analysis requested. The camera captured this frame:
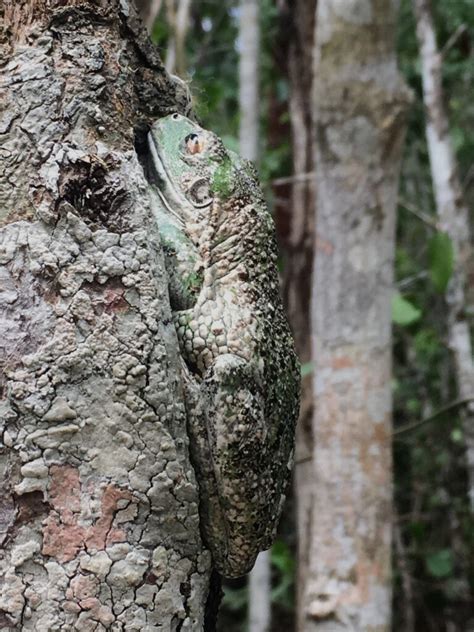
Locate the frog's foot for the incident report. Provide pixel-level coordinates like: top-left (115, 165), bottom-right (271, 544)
top-left (195, 353), bottom-right (275, 577)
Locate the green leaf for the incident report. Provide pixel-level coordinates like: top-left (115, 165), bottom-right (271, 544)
top-left (428, 232), bottom-right (454, 293)
top-left (426, 549), bottom-right (454, 578)
top-left (270, 541), bottom-right (295, 610)
top-left (392, 293), bottom-right (422, 326)
top-left (271, 540), bottom-right (295, 575)
top-left (300, 362), bottom-right (313, 378)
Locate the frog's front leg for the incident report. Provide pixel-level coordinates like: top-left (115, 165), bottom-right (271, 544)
top-left (184, 352), bottom-right (269, 578)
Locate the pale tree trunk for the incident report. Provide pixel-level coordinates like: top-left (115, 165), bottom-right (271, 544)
top-left (237, 2), bottom-right (269, 630)
top-left (303, 2), bottom-right (411, 630)
top-left (239, 0), bottom-right (260, 164)
top-left (413, 0), bottom-right (474, 511)
top-left (135, 0), bottom-right (163, 31)
top-left (165, 0), bottom-right (192, 77)
top-left (0, 1), bottom-right (213, 630)
top-left (276, 2), bottom-right (316, 630)
top-left (248, 552), bottom-right (271, 632)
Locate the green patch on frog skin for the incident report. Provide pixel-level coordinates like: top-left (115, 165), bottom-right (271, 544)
top-left (183, 271), bottom-right (203, 295)
top-left (211, 157), bottom-right (234, 200)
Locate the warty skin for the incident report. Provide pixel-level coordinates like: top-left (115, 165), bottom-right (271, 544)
top-left (147, 114), bottom-right (300, 577)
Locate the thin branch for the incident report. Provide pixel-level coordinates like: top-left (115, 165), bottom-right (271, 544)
top-left (272, 172), bottom-right (315, 186)
top-left (295, 454), bottom-right (312, 466)
top-left (272, 196), bottom-right (290, 206)
top-left (398, 198), bottom-right (440, 230)
top-left (441, 24), bottom-right (467, 59)
top-left (194, 11), bottom-right (229, 66)
top-left (393, 396), bottom-right (474, 436)
top-left (397, 270), bottom-right (429, 289)
top-left (394, 524), bottom-right (416, 632)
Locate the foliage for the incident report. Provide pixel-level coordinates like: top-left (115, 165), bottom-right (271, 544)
top-left (428, 232), bottom-right (454, 293)
top-left (392, 292), bottom-right (422, 326)
top-left (270, 540), bottom-right (295, 611)
top-left (394, 2), bottom-right (474, 629)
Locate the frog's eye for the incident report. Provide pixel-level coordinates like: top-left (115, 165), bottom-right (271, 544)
top-left (184, 133), bottom-right (204, 155)
top-left (187, 178), bottom-right (213, 208)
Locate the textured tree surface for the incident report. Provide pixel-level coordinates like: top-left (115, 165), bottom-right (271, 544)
top-left (304, 1), bottom-right (411, 630)
top-left (0, 1), bottom-right (212, 629)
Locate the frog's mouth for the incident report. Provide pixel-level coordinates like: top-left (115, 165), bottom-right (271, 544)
top-left (147, 132), bottom-right (213, 226)
top-left (147, 131), bottom-right (194, 226)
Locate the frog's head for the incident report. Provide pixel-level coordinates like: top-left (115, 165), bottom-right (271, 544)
top-left (148, 113), bottom-right (235, 224)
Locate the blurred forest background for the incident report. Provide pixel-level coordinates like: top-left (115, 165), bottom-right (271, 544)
top-left (136, 1), bottom-right (474, 630)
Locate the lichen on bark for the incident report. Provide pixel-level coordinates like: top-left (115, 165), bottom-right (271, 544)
top-left (0, 1), bottom-right (211, 629)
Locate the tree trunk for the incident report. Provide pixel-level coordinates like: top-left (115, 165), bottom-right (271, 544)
top-left (303, 2), bottom-right (411, 630)
top-left (413, 0), bottom-right (474, 511)
top-left (135, 0), bottom-right (163, 31)
top-left (275, 2), bottom-right (317, 630)
top-left (164, 0), bottom-right (191, 77)
top-left (248, 551), bottom-right (270, 632)
top-left (0, 1), bottom-right (211, 629)
top-left (237, 3), bottom-right (269, 629)
top-left (238, 0), bottom-right (260, 164)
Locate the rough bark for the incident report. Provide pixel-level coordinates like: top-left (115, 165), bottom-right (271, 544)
top-left (0, 1), bottom-right (211, 629)
top-left (304, 1), bottom-right (411, 630)
top-left (413, 0), bottom-right (474, 511)
top-left (275, 3), bottom-right (317, 629)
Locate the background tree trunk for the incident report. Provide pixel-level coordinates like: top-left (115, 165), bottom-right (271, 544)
top-left (413, 0), bottom-right (474, 511)
top-left (275, 3), bottom-right (317, 630)
top-left (135, 0), bottom-right (163, 31)
top-left (303, 1), bottom-right (411, 630)
top-left (237, 3), bottom-right (270, 630)
top-left (0, 1), bottom-right (212, 629)
top-left (239, 0), bottom-right (260, 164)
top-left (248, 552), bottom-right (271, 632)
top-left (164, 0), bottom-right (192, 77)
